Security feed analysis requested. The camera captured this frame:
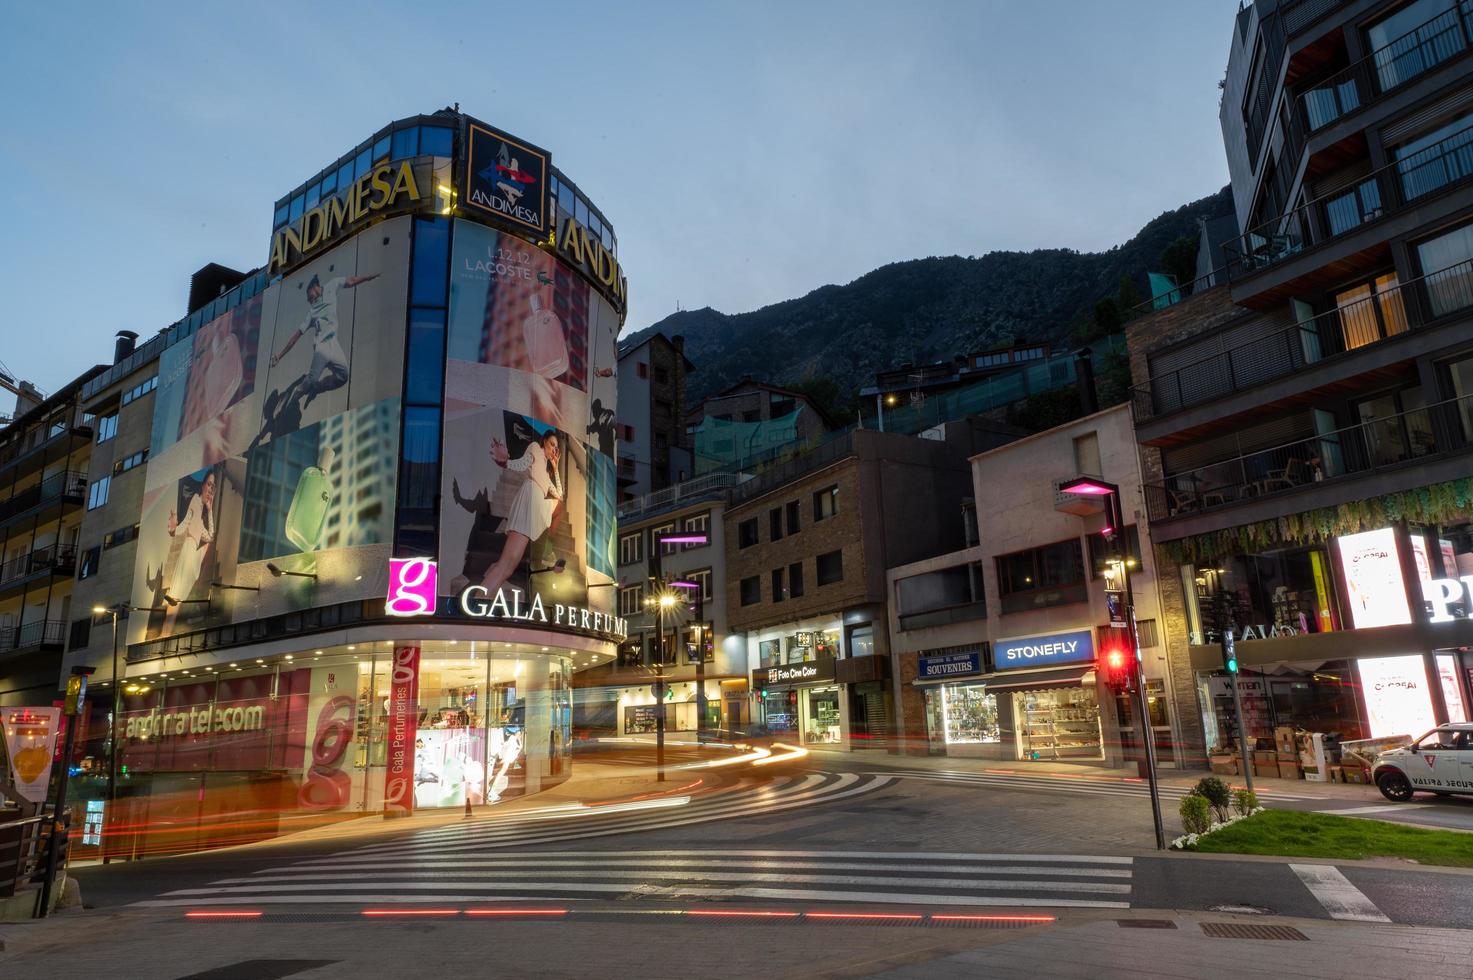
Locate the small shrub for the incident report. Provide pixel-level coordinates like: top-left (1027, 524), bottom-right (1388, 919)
top-left (1179, 793), bottom-right (1212, 835)
top-left (1194, 776), bottom-right (1231, 822)
top-left (1231, 788), bottom-right (1259, 817)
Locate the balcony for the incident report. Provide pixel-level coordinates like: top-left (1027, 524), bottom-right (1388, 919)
top-left (617, 472), bottom-right (747, 520)
top-left (0, 546), bottom-right (78, 594)
top-left (1282, 0), bottom-right (1346, 38)
top-left (1143, 391), bottom-right (1473, 523)
top-left (1133, 257), bottom-right (1473, 428)
top-left (0, 619), bottom-right (66, 656)
top-left (0, 469), bottom-right (87, 529)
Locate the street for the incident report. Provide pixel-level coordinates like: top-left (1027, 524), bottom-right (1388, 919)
top-left (4, 749), bottom-right (1472, 980)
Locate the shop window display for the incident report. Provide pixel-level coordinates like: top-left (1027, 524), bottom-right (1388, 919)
top-left (1014, 688), bottom-right (1102, 760)
top-left (804, 687), bottom-right (842, 743)
top-left (1186, 544), bottom-right (1339, 643)
top-left (936, 684), bottom-right (999, 743)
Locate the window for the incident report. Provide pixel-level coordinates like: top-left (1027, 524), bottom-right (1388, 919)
top-left (1087, 525), bottom-right (1143, 578)
top-left (637, 362), bottom-right (649, 379)
top-left (896, 563), bottom-right (987, 630)
top-left (738, 518), bottom-right (759, 549)
top-left (788, 561), bottom-right (804, 599)
top-left (962, 499), bottom-right (979, 547)
top-left (769, 507), bottom-right (783, 541)
top-left (618, 532), bottom-right (643, 565)
top-left (743, 409), bottom-right (761, 423)
top-left (686, 567), bottom-right (713, 602)
top-left (759, 638), bottom-right (781, 667)
top-left (682, 513), bottom-right (709, 549)
top-left (1135, 618), bottom-right (1161, 648)
top-left (651, 522), bottom-right (676, 555)
top-left (1416, 222), bottom-right (1473, 317)
top-left (771, 568), bottom-right (785, 602)
top-left (619, 584), bottom-right (643, 616)
top-left (86, 476), bottom-right (110, 510)
top-left (1395, 113), bottom-right (1473, 202)
top-left (816, 549), bottom-right (844, 585)
top-left (77, 545), bottom-right (100, 580)
top-left (420, 126), bottom-right (453, 157)
top-left (95, 413), bottom-right (118, 444)
top-left (112, 448), bottom-right (148, 476)
top-left (785, 500), bottom-right (800, 536)
top-left (813, 485), bottom-right (839, 522)
top-left (654, 366), bottom-right (669, 384)
top-left (996, 538), bottom-right (1087, 612)
top-left (740, 575), bottom-right (762, 606)
top-left (120, 375), bottom-right (157, 406)
top-left (1367, 0), bottom-right (1463, 91)
top-left (1335, 273), bottom-right (1409, 349)
top-left (847, 624), bottom-right (875, 657)
top-left (102, 524), bottom-right (140, 550)
top-left (68, 616), bottom-right (92, 649)
top-left (654, 397), bottom-right (673, 416)
top-left (1072, 433), bottom-right (1101, 476)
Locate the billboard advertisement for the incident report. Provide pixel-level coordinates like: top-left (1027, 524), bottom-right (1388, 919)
top-left (463, 120), bottom-right (550, 238)
top-left (130, 217), bottom-right (413, 643)
top-left (1336, 528), bottom-right (1413, 629)
top-left (441, 219), bottom-right (618, 628)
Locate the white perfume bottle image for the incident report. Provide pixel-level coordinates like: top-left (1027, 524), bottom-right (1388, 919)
top-left (285, 446), bottom-right (335, 553)
top-left (522, 292), bottom-right (569, 379)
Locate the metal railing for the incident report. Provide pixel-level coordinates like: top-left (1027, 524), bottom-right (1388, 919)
top-left (1223, 122), bottom-right (1473, 279)
top-left (728, 429), bottom-right (857, 506)
top-left (1144, 392), bottom-right (1473, 521)
top-left (1296, 2), bottom-right (1473, 136)
top-left (0, 469), bottom-right (87, 527)
top-left (617, 472), bottom-right (748, 519)
top-left (0, 546), bottom-right (77, 588)
top-left (0, 619), bottom-right (67, 653)
top-left (1133, 257), bottom-right (1473, 421)
top-left (0, 814), bottom-right (55, 903)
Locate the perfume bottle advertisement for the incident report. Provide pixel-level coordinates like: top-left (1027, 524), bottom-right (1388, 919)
top-left (150, 293), bottom-right (264, 458)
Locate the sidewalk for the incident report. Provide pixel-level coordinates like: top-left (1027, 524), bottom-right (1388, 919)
top-left (806, 746), bottom-right (1387, 802)
top-left (2, 905), bottom-right (1470, 978)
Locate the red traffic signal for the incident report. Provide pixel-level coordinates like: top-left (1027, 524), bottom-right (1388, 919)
top-left (1097, 627), bottom-right (1135, 692)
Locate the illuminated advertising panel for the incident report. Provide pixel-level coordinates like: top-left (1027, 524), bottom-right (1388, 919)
top-left (130, 218), bottom-right (412, 643)
top-left (463, 121), bottom-right (550, 238)
top-left (1356, 655), bottom-right (1437, 739)
top-left (1335, 527), bottom-right (1412, 629)
top-left (440, 219), bottom-right (618, 633)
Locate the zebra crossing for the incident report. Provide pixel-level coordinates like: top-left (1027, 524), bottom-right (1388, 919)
top-left (138, 849), bottom-right (1135, 910)
top-left (875, 768), bottom-right (1318, 803)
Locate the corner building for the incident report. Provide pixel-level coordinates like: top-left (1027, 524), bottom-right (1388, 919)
top-left (1130, 0), bottom-right (1473, 771)
top-left (58, 110), bottom-right (627, 853)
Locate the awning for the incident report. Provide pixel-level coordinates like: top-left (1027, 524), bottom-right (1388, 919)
top-left (982, 666), bottom-right (1095, 693)
top-left (912, 673), bottom-right (985, 688)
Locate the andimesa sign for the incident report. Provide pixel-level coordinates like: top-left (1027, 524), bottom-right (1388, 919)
top-left (268, 160), bottom-right (423, 273)
top-left (459, 585), bottom-right (627, 640)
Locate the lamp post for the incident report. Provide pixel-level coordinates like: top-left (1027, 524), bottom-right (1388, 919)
top-left (649, 530), bottom-right (711, 776)
top-left (1059, 476), bottom-right (1167, 851)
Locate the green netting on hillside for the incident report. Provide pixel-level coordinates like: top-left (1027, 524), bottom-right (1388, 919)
top-left (693, 405), bottom-right (808, 473)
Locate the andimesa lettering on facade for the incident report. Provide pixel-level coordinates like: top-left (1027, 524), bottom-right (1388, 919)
top-left (269, 160), bottom-right (423, 273)
top-left (556, 215), bottom-right (627, 312)
top-left (459, 585), bottom-right (627, 639)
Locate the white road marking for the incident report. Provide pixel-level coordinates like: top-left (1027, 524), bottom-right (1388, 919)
top-left (1290, 864), bottom-right (1391, 922)
top-left (272, 858), bottom-right (1132, 877)
top-left (1315, 804), bottom-right (1426, 816)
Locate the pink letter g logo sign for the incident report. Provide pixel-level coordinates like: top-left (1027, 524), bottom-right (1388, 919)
top-left (386, 558), bottom-right (437, 616)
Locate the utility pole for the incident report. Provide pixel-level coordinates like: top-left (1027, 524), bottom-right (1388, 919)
top-left (1217, 596), bottom-right (1254, 794)
top-left (39, 665), bottom-right (94, 917)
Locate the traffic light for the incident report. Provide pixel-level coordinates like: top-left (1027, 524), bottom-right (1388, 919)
top-left (1097, 627), bottom-right (1134, 692)
top-left (1221, 632), bottom-right (1239, 675)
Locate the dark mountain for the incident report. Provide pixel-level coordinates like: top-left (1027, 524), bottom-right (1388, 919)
top-left (622, 186), bottom-right (1234, 405)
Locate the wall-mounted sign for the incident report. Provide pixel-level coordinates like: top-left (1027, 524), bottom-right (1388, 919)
top-left (994, 629), bottom-right (1096, 671)
top-left (753, 655), bottom-right (837, 689)
top-left (463, 121), bottom-right (550, 237)
top-left (268, 160), bottom-right (424, 273)
top-left (1336, 528), bottom-right (1412, 628)
top-left (386, 558), bottom-right (437, 616)
top-left (2, 706), bottom-right (61, 804)
top-left (1356, 654), bottom-right (1436, 739)
top-left (554, 215), bottom-right (627, 315)
top-left (1105, 590), bottom-right (1126, 629)
top-left (383, 644), bottom-right (420, 817)
top-left (458, 585), bottom-right (627, 640)
top-left (918, 651), bottom-right (982, 680)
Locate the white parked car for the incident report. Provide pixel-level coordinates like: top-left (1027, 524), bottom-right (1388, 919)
top-left (1373, 724), bottom-right (1473, 802)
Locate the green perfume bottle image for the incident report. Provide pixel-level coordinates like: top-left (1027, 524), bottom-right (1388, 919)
top-left (285, 446), bottom-right (335, 554)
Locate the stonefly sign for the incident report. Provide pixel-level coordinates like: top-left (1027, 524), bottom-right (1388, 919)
top-left (994, 629), bottom-right (1095, 671)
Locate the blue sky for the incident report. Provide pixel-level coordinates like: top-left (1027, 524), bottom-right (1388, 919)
top-left (0, 1), bottom-right (1234, 397)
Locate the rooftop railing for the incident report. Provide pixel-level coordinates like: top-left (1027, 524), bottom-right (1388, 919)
top-left (617, 472), bottom-right (748, 519)
top-left (1143, 391), bottom-right (1473, 522)
top-left (1133, 257), bottom-right (1473, 422)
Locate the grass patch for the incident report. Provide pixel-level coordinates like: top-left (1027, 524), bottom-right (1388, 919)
top-left (1187, 809), bottom-right (1473, 867)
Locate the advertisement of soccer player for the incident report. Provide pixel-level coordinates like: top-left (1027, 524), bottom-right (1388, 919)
top-left (441, 219), bottom-right (619, 627)
top-left (130, 219), bottom-right (411, 644)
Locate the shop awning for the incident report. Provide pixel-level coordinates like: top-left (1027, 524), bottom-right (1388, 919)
top-left (983, 666), bottom-right (1095, 693)
top-left (912, 672), bottom-right (985, 688)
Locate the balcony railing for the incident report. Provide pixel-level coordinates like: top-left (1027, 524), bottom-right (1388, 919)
top-left (0, 546), bottom-right (78, 587)
top-left (0, 470), bottom-right (87, 527)
top-left (1296, 1), bottom-right (1473, 135)
top-left (1224, 122), bottom-right (1473, 280)
top-left (0, 619), bottom-right (66, 654)
top-left (1282, 0), bottom-right (1345, 38)
top-left (1143, 392), bottom-right (1473, 521)
top-left (617, 472), bottom-right (747, 519)
top-left (1133, 257), bottom-right (1473, 422)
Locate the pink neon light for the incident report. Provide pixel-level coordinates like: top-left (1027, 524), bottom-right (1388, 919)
top-left (1060, 480), bottom-right (1113, 495)
top-left (931, 914), bottom-right (1056, 923)
top-left (361, 909), bottom-right (459, 917)
top-left (186, 910), bottom-right (264, 919)
top-left (805, 912), bottom-right (925, 921)
top-left (686, 910), bottom-right (801, 918)
top-left (464, 908), bottom-right (568, 916)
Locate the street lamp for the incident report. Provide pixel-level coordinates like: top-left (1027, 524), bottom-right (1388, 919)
top-left (266, 562), bottom-right (317, 580)
top-left (1058, 476), bottom-right (1167, 851)
top-left (647, 529), bottom-right (711, 779)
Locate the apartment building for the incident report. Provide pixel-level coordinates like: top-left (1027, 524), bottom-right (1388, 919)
top-left (615, 333), bottom-right (693, 501)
